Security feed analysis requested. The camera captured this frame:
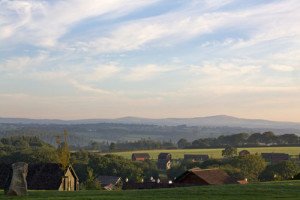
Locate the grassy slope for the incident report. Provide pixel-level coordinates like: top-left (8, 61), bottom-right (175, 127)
top-left (111, 147), bottom-right (300, 159)
top-left (1, 181), bottom-right (300, 200)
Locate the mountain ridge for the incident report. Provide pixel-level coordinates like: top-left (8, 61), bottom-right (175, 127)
top-left (1, 115), bottom-right (300, 130)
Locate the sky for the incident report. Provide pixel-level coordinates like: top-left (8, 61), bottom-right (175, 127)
top-left (0, 0), bottom-right (300, 122)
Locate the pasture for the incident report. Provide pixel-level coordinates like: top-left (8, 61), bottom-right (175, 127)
top-left (1, 181), bottom-right (300, 200)
top-left (112, 146), bottom-right (300, 159)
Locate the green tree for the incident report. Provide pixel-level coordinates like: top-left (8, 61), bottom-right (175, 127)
top-left (230, 155), bottom-right (266, 181)
top-left (222, 146), bottom-right (237, 158)
top-left (133, 160), bottom-right (160, 180)
top-left (168, 162), bottom-right (186, 180)
top-left (109, 142), bottom-right (116, 152)
top-left (260, 161), bottom-right (300, 181)
top-left (89, 154), bottom-right (143, 182)
top-left (177, 138), bottom-right (190, 149)
top-left (262, 131), bottom-right (277, 144)
top-left (220, 164), bottom-right (243, 180)
top-left (57, 130), bottom-right (70, 168)
top-left (71, 149), bottom-right (89, 164)
top-left (85, 167), bottom-right (101, 190)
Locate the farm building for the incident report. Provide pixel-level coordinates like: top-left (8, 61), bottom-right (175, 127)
top-left (131, 153), bottom-right (150, 161)
top-left (0, 163), bottom-right (79, 191)
top-left (174, 168), bottom-right (240, 186)
top-left (184, 154), bottom-right (209, 162)
top-left (157, 153), bottom-right (172, 170)
top-left (261, 153), bottom-right (289, 164)
top-left (239, 150), bottom-right (250, 156)
top-left (97, 175), bottom-right (122, 190)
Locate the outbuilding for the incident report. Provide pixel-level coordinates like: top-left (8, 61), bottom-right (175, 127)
top-left (174, 168), bottom-right (239, 186)
top-left (131, 153), bottom-right (150, 161)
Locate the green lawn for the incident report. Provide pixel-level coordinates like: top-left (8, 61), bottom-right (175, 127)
top-left (111, 146), bottom-right (300, 159)
top-left (1, 181), bottom-right (300, 200)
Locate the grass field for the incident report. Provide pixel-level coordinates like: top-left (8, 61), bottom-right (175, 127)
top-left (1, 181), bottom-right (300, 200)
top-left (111, 147), bottom-right (300, 159)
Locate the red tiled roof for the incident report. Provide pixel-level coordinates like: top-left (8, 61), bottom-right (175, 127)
top-left (175, 168), bottom-right (237, 185)
top-left (132, 153), bottom-right (150, 159)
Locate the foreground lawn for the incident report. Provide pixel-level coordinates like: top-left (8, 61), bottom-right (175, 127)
top-left (1, 181), bottom-right (300, 200)
top-left (112, 146), bottom-right (300, 159)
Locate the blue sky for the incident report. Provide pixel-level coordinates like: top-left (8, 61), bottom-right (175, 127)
top-left (0, 0), bottom-right (299, 121)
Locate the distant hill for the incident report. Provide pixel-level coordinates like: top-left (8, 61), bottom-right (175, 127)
top-left (1, 115), bottom-right (300, 130)
top-left (1, 115), bottom-right (300, 145)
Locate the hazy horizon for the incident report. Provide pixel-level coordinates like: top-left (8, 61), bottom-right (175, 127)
top-left (1, 0), bottom-right (300, 122)
top-left (1, 114), bottom-right (300, 124)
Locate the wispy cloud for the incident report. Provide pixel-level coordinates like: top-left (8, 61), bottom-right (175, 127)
top-left (269, 65), bottom-right (295, 72)
top-left (68, 79), bottom-right (113, 95)
top-left (125, 64), bottom-right (173, 81)
top-left (0, 0), bottom-right (159, 47)
top-left (0, 53), bottom-right (48, 73)
top-left (84, 64), bottom-right (121, 81)
top-left (69, 1), bottom-right (237, 53)
top-left (190, 63), bottom-right (260, 78)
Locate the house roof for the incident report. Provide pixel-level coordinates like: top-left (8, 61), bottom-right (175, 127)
top-left (261, 153), bottom-right (289, 162)
top-left (239, 150), bottom-right (250, 153)
top-left (158, 153), bottom-right (171, 160)
top-left (97, 175), bottom-right (121, 186)
top-left (239, 150), bottom-right (250, 156)
top-left (175, 168), bottom-right (237, 185)
top-left (132, 153), bottom-right (150, 159)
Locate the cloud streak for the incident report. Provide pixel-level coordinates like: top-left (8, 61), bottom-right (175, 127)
top-left (0, 0), bottom-right (159, 47)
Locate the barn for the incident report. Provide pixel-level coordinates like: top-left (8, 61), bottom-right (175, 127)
top-left (131, 153), bottom-right (150, 161)
top-left (174, 168), bottom-right (239, 186)
top-left (261, 153), bottom-right (290, 164)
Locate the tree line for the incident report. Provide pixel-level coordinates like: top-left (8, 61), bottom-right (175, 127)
top-left (178, 131), bottom-right (299, 149)
top-left (80, 131), bottom-right (299, 152)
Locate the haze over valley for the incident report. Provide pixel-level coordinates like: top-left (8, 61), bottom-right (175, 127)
top-left (1, 115), bottom-right (300, 146)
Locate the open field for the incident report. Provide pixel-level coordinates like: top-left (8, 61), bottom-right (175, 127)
top-left (111, 147), bottom-right (300, 159)
top-left (1, 181), bottom-right (300, 200)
